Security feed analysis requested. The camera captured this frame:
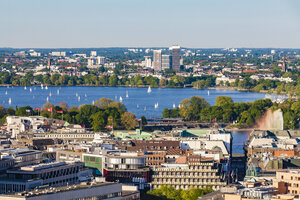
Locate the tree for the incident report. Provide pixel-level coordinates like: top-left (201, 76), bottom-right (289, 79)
top-left (121, 112), bottom-right (137, 130)
top-left (215, 96), bottom-right (233, 107)
top-left (91, 111), bottom-right (108, 131)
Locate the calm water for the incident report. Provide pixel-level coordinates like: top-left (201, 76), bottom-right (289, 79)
top-left (1, 86), bottom-right (260, 154)
top-left (1, 86), bottom-right (266, 119)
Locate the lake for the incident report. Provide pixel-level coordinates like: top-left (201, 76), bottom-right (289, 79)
top-left (1, 86), bottom-right (266, 119)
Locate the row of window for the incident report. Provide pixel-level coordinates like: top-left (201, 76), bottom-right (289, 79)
top-left (156, 172), bottom-right (216, 176)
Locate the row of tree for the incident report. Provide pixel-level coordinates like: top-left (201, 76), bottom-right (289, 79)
top-left (0, 98), bottom-right (140, 131)
top-left (162, 96), bottom-right (300, 129)
top-left (0, 71), bottom-right (216, 88)
top-left (143, 186), bottom-right (213, 200)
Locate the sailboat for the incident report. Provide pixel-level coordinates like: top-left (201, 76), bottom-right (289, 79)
top-left (154, 103), bottom-right (158, 109)
top-left (41, 84), bottom-right (43, 89)
top-left (173, 104), bottom-right (176, 109)
top-left (24, 86), bottom-right (27, 90)
top-left (144, 107), bottom-right (147, 111)
top-left (84, 93), bottom-right (87, 98)
top-left (78, 96), bottom-right (81, 102)
top-left (45, 86), bottom-right (48, 90)
top-left (207, 91), bottom-right (210, 96)
top-left (57, 90), bottom-right (60, 95)
top-left (119, 96), bottom-right (123, 103)
top-left (49, 92), bottom-right (52, 97)
top-left (8, 98), bottom-right (11, 105)
top-left (29, 88), bottom-right (32, 92)
top-left (126, 91), bottom-right (129, 98)
top-left (147, 86), bottom-right (151, 93)
top-left (92, 100), bottom-right (95, 105)
top-left (46, 97), bottom-right (49, 102)
top-left (137, 104), bottom-right (139, 109)
top-left (76, 92), bottom-right (78, 97)
top-left (5, 91), bottom-right (7, 95)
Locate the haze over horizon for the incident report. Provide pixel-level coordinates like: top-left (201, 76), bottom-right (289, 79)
top-left (1, 0), bottom-right (300, 49)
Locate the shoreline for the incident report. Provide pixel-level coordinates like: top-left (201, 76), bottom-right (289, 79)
top-left (0, 84), bottom-right (287, 95)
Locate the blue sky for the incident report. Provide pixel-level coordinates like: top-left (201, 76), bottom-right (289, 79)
top-left (0, 0), bottom-right (300, 48)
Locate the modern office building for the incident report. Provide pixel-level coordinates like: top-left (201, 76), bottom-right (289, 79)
top-left (152, 158), bottom-right (226, 190)
top-left (0, 161), bottom-right (92, 194)
top-left (161, 55), bottom-right (170, 70)
top-left (152, 50), bottom-right (162, 71)
top-left (103, 152), bottom-right (151, 189)
top-left (0, 182), bottom-right (133, 200)
top-left (169, 46), bottom-right (181, 71)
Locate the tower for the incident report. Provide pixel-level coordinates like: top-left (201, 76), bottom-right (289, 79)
top-left (153, 50), bottom-right (162, 71)
top-left (169, 45), bottom-right (181, 71)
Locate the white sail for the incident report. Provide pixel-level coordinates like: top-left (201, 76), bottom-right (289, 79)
top-left (147, 86), bottom-right (151, 93)
top-left (5, 91), bottom-right (7, 95)
top-left (119, 96), bottom-right (123, 103)
top-left (76, 92), bottom-right (78, 97)
top-left (126, 91), bottom-right (129, 98)
top-left (137, 104), bottom-right (139, 109)
top-left (208, 91), bottom-right (210, 96)
top-left (8, 98), bottom-right (11, 105)
top-left (24, 86), bottom-right (27, 90)
top-left (92, 100), bottom-right (95, 105)
top-left (85, 93), bottom-right (87, 98)
top-left (173, 104), bottom-right (175, 109)
top-left (46, 97), bottom-right (49, 102)
top-left (154, 103), bottom-right (158, 109)
top-left (29, 88), bottom-right (32, 92)
top-left (49, 92), bottom-right (52, 97)
top-left (57, 90), bottom-right (60, 95)
top-left (78, 96), bottom-right (80, 102)
top-left (144, 107), bottom-right (146, 111)
top-left (45, 86), bottom-right (48, 90)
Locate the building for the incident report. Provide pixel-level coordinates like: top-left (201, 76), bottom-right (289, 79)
top-left (50, 52), bottom-right (66, 57)
top-left (103, 152), bottom-right (151, 189)
top-left (152, 158), bottom-right (226, 190)
top-left (0, 161), bottom-right (92, 194)
top-left (152, 50), bottom-right (162, 71)
top-left (169, 46), bottom-right (181, 71)
top-left (161, 55), bottom-right (170, 70)
top-left (0, 182), bottom-right (140, 200)
top-left (273, 171), bottom-right (300, 195)
top-left (90, 51), bottom-right (97, 57)
top-left (97, 56), bottom-right (106, 65)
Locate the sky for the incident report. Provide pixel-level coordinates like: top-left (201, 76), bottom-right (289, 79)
top-left (0, 0), bottom-right (300, 48)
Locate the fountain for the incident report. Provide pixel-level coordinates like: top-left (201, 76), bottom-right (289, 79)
top-left (256, 109), bottom-right (284, 130)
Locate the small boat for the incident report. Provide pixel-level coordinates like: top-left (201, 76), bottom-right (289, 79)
top-left (29, 88), bottom-right (32, 92)
top-left (49, 92), bottom-right (52, 97)
top-left (78, 96), bottom-right (81, 102)
top-left (147, 86), bottom-right (151, 93)
top-left (173, 104), bottom-right (175, 109)
top-left (126, 91), bottom-right (129, 98)
top-left (45, 86), bottom-right (48, 90)
top-left (85, 93), bottom-right (87, 98)
top-left (41, 84), bottom-right (43, 89)
top-left (137, 104), bottom-right (139, 109)
top-left (92, 100), bottom-right (95, 105)
top-left (57, 90), bottom-right (60, 95)
top-left (46, 97), bottom-right (49, 102)
top-left (76, 92), bottom-right (78, 97)
top-left (119, 96), bottom-right (123, 103)
top-left (5, 91), bottom-right (7, 95)
top-left (8, 98), bottom-right (11, 105)
top-left (207, 91), bottom-right (210, 96)
top-left (24, 86), bottom-right (27, 90)
top-left (154, 103), bottom-right (158, 109)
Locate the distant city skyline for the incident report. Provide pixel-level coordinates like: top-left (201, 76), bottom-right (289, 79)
top-left (1, 0), bottom-right (300, 48)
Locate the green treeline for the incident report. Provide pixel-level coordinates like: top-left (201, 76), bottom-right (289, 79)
top-left (0, 72), bottom-right (216, 88)
top-left (143, 186), bottom-right (213, 200)
top-left (0, 98), bottom-right (139, 131)
top-left (162, 96), bottom-right (300, 129)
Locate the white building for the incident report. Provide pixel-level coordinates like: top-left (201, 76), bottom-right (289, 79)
top-left (90, 51), bottom-right (97, 57)
top-left (97, 56), bottom-right (106, 65)
top-left (50, 52), bottom-right (66, 57)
